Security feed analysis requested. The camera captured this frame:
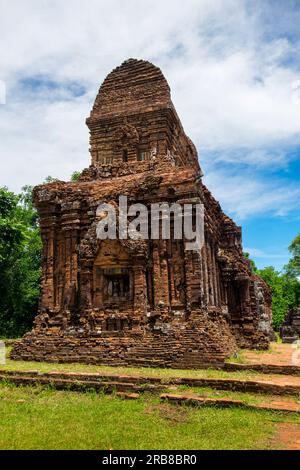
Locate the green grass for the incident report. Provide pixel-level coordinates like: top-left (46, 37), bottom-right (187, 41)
top-left (226, 351), bottom-right (245, 364)
top-left (0, 382), bottom-right (297, 450)
top-left (274, 332), bottom-right (282, 344)
top-left (227, 345), bottom-right (277, 364)
top-left (2, 346), bottom-right (300, 450)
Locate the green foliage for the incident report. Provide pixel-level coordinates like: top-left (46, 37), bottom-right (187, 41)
top-left (289, 233), bottom-right (300, 258)
top-left (0, 186), bottom-right (41, 337)
top-left (285, 234), bottom-right (300, 278)
top-left (44, 175), bottom-right (59, 184)
top-left (243, 252), bottom-right (257, 273)
top-left (0, 172), bottom-right (78, 338)
top-left (0, 187), bottom-right (18, 217)
top-left (0, 188), bottom-right (24, 263)
top-left (70, 170), bottom-right (81, 182)
top-left (245, 244), bottom-right (300, 331)
top-left (256, 266), bottom-right (300, 331)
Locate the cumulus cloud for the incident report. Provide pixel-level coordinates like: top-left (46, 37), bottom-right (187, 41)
top-left (0, 0), bottom-right (299, 225)
top-left (204, 167), bottom-right (300, 220)
top-left (244, 247), bottom-right (287, 259)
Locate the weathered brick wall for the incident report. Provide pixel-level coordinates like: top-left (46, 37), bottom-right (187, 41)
top-left (281, 307), bottom-right (300, 343)
top-left (11, 314), bottom-right (237, 367)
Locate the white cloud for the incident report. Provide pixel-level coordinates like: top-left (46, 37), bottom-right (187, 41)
top-left (203, 148), bottom-right (292, 169)
top-left (0, 0), bottom-right (299, 224)
top-left (0, 80), bottom-right (6, 105)
top-left (244, 247), bottom-right (287, 259)
top-left (168, 46), bottom-right (300, 152)
top-left (204, 169), bottom-right (300, 220)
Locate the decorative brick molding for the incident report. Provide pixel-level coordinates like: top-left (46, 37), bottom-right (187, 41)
top-left (12, 59), bottom-right (272, 367)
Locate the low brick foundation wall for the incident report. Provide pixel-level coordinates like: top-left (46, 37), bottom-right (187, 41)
top-left (1, 369), bottom-right (300, 396)
top-left (11, 318), bottom-right (237, 369)
top-left (224, 362), bottom-right (300, 376)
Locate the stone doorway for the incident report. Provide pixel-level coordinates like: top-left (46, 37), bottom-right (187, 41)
top-left (92, 240), bottom-right (134, 310)
top-left (93, 267), bottom-right (134, 309)
top-left (105, 272), bottom-right (130, 300)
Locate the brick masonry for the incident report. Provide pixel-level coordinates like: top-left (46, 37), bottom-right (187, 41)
top-left (1, 369), bottom-right (299, 397)
top-left (281, 307), bottom-right (300, 343)
top-left (11, 59), bottom-right (272, 367)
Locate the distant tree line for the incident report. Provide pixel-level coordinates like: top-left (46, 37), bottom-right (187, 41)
top-left (0, 171), bottom-right (299, 337)
top-left (0, 170), bottom-right (81, 338)
top-left (0, 185), bottom-right (41, 337)
top-left (245, 237), bottom-right (300, 331)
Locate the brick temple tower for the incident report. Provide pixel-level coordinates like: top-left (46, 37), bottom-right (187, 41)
top-left (12, 59), bottom-right (272, 367)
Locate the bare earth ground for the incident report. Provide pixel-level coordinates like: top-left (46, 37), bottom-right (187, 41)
top-left (240, 342), bottom-right (298, 366)
top-left (270, 423), bottom-right (300, 450)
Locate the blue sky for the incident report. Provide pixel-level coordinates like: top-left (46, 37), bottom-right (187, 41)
top-left (0, 0), bottom-right (299, 271)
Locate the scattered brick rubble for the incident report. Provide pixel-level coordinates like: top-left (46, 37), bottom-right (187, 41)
top-left (1, 369), bottom-right (300, 396)
top-left (161, 394), bottom-right (300, 414)
top-left (1, 369), bottom-right (300, 413)
top-left (11, 59), bottom-right (272, 367)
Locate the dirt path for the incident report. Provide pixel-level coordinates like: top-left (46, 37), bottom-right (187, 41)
top-left (242, 343), bottom-right (299, 366)
top-left (272, 423), bottom-right (300, 450)
top-left (249, 374), bottom-right (300, 386)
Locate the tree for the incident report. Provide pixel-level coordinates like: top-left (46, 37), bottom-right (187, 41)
top-left (244, 246), bottom-right (300, 331)
top-left (257, 266), bottom-right (300, 331)
top-left (0, 186), bottom-right (41, 337)
top-left (71, 171), bottom-right (81, 182)
top-left (243, 252), bottom-right (257, 273)
top-left (285, 234), bottom-right (300, 278)
top-left (0, 172), bottom-right (80, 337)
top-left (44, 175), bottom-right (60, 183)
top-left (0, 188), bottom-right (25, 263)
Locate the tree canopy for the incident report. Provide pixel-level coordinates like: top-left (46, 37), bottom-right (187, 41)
top-left (0, 186), bottom-right (41, 337)
top-left (0, 170), bottom-right (81, 337)
top-left (256, 266), bottom-right (300, 330)
top-left (245, 237), bottom-right (300, 331)
top-left (285, 234), bottom-right (300, 278)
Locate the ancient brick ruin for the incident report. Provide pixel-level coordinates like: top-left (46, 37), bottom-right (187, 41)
top-left (12, 59), bottom-right (272, 367)
top-left (281, 307), bottom-right (300, 343)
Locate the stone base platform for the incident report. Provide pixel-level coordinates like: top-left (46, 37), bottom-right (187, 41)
top-left (1, 368), bottom-right (300, 414)
top-left (10, 316), bottom-right (240, 369)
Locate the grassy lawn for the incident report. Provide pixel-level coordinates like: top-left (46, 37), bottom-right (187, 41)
top-left (2, 346), bottom-right (300, 450)
top-left (227, 348), bottom-right (276, 364)
top-left (0, 382), bottom-right (297, 450)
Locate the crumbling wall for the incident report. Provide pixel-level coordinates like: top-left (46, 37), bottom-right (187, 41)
top-left (281, 307), bottom-right (300, 343)
top-left (12, 59), bottom-right (272, 367)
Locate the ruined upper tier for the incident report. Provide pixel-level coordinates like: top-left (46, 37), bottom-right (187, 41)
top-left (84, 59), bottom-right (200, 174)
top-left (11, 58), bottom-right (273, 368)
top-left (89, 58), bottom-right (171, 118)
